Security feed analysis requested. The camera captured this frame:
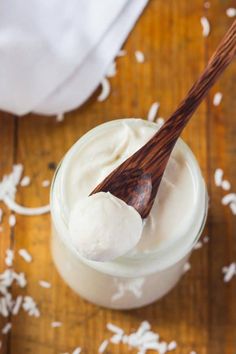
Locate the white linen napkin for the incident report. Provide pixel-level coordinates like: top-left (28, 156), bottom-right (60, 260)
top-left (0, 0), bottom-right (148, 116)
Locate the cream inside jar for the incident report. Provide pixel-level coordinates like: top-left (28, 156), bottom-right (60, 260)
top-left (61, 119), bottom-right (203, 260)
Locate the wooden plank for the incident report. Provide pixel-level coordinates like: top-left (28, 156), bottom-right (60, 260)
top-left (0, 113), bottom-right (15, 353)
top-left (4, 1), bottom-right (235, 354)
top-left (204, 7), bottom-right (236, 354)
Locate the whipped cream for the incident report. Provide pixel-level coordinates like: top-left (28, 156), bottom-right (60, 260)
top-left (68, 192), bottom-right (142, 261)
top-left (62, 119), bottom-right (204, 262)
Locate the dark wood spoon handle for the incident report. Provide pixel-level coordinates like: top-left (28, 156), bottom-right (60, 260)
top-left (92, 20), bottom-right (236, 219)
top-left (138, 19), bottom-right (236, 176)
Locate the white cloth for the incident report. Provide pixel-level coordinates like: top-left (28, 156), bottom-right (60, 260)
top-left (0, 0), bottom-right (148, 116)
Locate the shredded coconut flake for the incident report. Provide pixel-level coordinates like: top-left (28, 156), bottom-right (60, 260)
top-left (135, 50), bottom-right (145, 63)
top-left (203, 235), bottom-right (209, 243)
top-left (104, 321), bottom-right (176, 354)
top-left (110, 333), bottom-right (123, 344)
top-left (107, 323), bottom-right (124, 335)
top-left (98, 339), bottom-right (109, 353)
top-left (12, 295), bottom-right (23, 315)
top-left (97, 78), bottom-right (111, 102)
top-left (221, 180), bottom-right (231, 191)
top-left (39, 280), bottom-right (51, 289)
top-left (214, 168), bottom-right (223, 186)
top-left (0, 165), bottom-right (50, 216)
top-left (23, 296), bottom-right (40, 317)
top-left (117, 49), bottom-right (126, 57)
top-left (42, 180), bottom-right (50, 187)
top-left (156, 117), bottom-right (165, 127)
top-left (5, 249), bottom-right (14, 267)
top-left (2, 322), bottom-right (12, 334)
top-left (147, 102), bottom-right (160, 122)
top-left (200, 16), bottom-right (210, 37)
top-left (18, 249), bottom-right (32, 263)
top-left (226, 8), bottom-right (236, 18)
top-left (20, 176), bottom-right (31, 187)
top-left (222, 193), bottom-right (236, 205)
top-left (167, 341), bottom-right (177, 351)
top-left (213, 92), bottom-right (223, 106)
top-left (72, 347), bottom-right (82, 354)
top-left (4, 196), bottom-right (50, 216)
top-left (229, 202), bottom-right (236, 215)
top-left (194, 241), bottom-right (202, 250)
top-left (9, 214), bottom-right (16, 227)
top-left (51, 321), bottom-right (62, 328)
top-left (183, 262), bottom-right (191, 273)
top-left (223, 263), bottom-right (236, 282)
top-left (56, 113), bottom-right (65, 122)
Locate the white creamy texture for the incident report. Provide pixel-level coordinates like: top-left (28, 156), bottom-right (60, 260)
top-left (69, 192), bottom-right (143, 261)
top-left (63, 119), bottom-right (199, 256)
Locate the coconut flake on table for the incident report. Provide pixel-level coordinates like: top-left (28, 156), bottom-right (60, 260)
top-left (147, 102), bottom-right (160, 122)
top-left (104, 320), bottom-right (176, 354)
top-left (221, 180), bottom-right (231, 191)
top-left (8, 214), bottom-right (16, 228)
top-left (2, 322), bottom-right (12, 334)
top-left (167, 341), bottom-right (177, 351)
top-left (200, 16), bottom-right (210, 37)
top-left (5, 249), bottom-right (14, 267)
top-left (229, 202), bottom-right (236, 215)
top-left (107, 323), bottom-right (124, 335)
top-left (203, 235), bottom-right (209, 243)
top-left (194, 241), bottom-right (202, 250)
top-left (213, 92), bottom-right (223, 106)
top-left (39, 280), bottom-right (51, 289)
top-left (117, 49), bottom-right (127, 57)
top-left (222, 262), bottom-right (236, 282)
top-left (110, 333), bottom-right (123, 344)
top-left (97, 78), bottom-right (111, 102)
top-left (156, 117), bottom-right (165, 127)
top-left (214, 168), bottom-right (223, 186)
top-left (183, 262), bottom-right (191, 273)
top-left (12, 295), bottom-right (23, 315)
top-left (72, 347), bottom-right (82, 354)
top-left (0, 164), bottom-right (50, 216)
top-left (20, 176), bottom-right (31, 187)
top-left (56, 113), bottom-right (65, 122)
top-left (221, 193), bottom-right (236, 205)
top-left (23, 296), bottom-right (40, 317)
top-left (18, 249), bottom-right (32, 263)
top-left (51, 321), bottom-right (62, 328)
top-left (226, 8), bottom-right (236, 18)
top-left (98, 339), bottom-right (109, 353)
top-left (42, 180), bottom-right (50, 187)
top-left (135, 50), bottom-right (145, 63)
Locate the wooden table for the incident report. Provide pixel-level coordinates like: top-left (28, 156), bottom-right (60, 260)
top-left (0, 1), bottom-right (236, 353)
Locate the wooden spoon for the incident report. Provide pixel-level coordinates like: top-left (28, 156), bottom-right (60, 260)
top-left (92, 20), bottom-right (236, 218)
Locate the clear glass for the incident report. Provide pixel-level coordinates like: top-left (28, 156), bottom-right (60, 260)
top-left (50, 119), bottom-right (208, 310)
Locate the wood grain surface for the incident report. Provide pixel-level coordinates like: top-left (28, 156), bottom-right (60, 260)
top-left (0, 1), bottom-right (236, 353)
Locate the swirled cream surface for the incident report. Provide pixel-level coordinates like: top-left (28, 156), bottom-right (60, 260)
top-left (63, 119), bottom-right (203, 260)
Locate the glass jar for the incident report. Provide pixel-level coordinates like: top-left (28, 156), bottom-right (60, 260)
top-left (50, 119), bottom-right (208, 310)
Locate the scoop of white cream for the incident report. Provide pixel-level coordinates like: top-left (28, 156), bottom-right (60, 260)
top-left (68, 192), bottom-right (143, 262)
